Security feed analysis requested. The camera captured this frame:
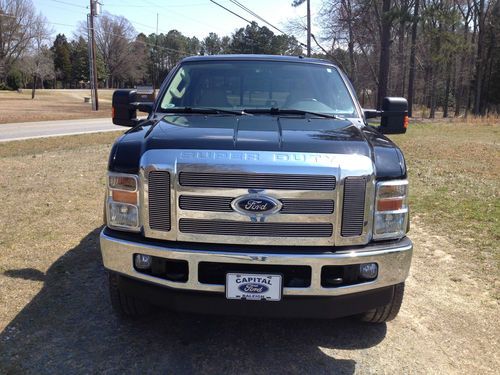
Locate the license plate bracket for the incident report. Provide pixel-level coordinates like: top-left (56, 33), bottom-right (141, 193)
top-left (225, 273), bottom-right (282, 301)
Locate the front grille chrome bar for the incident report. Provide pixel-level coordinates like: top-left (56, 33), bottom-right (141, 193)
top-left (179, 219), bottom-right (334, 237)
top-left (179, 172), bottom-right (336, 191)
top-left (179, 195), bottom-right (334, 214)
top-left (140, 149), bottom-right (375, 246)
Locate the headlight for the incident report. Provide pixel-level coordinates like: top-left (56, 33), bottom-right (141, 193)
top-left (106, 173), bottom-right (140, 232)
top-left (373, 180), bottom-right (408, 240)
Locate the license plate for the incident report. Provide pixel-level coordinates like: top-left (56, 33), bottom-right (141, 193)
top-left (226, 273), bottom-right (282, 301)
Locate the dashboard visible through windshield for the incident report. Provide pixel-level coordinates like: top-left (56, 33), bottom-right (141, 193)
top-left (159, 61), bottom-right (358, 117)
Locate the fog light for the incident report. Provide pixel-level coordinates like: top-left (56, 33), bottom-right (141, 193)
top-left (359, 263), bottom-right (378, 279)
top-left (134, 254), bottom-right (152, 270)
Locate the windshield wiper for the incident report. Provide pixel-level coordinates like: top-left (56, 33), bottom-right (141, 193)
top-left (244, 108), bottom-right (338, 119)
top-left (160, 107), bottom-right (249, 116)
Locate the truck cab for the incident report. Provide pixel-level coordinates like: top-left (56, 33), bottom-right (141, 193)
top-left (101, 55), bottom-right (412, 322)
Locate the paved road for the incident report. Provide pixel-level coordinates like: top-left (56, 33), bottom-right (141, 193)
top-left (0, 118), bottom-right (123, 142)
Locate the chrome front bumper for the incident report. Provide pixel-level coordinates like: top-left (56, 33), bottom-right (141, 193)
top-left (100, 229), bottom-right (413, 297)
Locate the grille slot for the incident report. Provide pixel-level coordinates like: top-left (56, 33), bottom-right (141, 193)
top-left (179, 219), bottom-right (333, 237)
top-left (179, 172), bottom-right (336, 191)
top-left (281, 199), bottom-right (334, 214)
top-left (179, 195), bottom-right (334, 214)
top-left (341, 177), bottom-right (366, 237)
top-left (179, 196), bottom-right (233, 212)
top-left (148, 171), bottom-right (171, 232)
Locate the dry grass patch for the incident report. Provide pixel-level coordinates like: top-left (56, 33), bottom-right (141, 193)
top-left (391, 122), bottom-right (500, 284)
top-left (0, 123), bottom-right (499, 373)
top-left (0, 132), bottom-right (120, 328)
top-left (0, 89), bottom-right (114, 124)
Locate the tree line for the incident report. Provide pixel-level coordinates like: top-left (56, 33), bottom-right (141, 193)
top-left (0, 1), bottom-right (301, 95)
top-left (1, 0), bottom-right (499, 116)
top-left (311, 0), bottom-right (500, 115)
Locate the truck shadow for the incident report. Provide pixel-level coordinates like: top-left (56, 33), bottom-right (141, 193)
top-left (0, 228), bottom-right (387, 374)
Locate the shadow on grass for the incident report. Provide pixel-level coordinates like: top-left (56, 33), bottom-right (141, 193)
top-left (0, 227), bottom-right (386, 374)
top-left (3, 268), bottom-right (46, 282)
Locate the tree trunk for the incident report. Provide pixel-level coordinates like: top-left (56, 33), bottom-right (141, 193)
top-left (346, 0), bottom-right (356, 85)
top-left (429, 67), bottom-right (436, 118)
top-left (444, 24), bottom-right (456, 118)
top-left (454, 21), bottom-right (469, 117)
top-left (443, 67), bottom-right (452, 117)
top-left (377, 0), bottom-right (392, 109)
top-left (407, 0), bottom-right (420, 117)
top-left (31, 74), bottom-right (36, 99)
top-left (395, 0), bottom-right (407, 98)
top-left (473, 0), bottom-right (485, 115)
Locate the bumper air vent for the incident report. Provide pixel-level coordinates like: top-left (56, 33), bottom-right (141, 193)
top-left (148, 171), bottom-right (171, 232)
top-left (179, 219), bottom-right (333, 237)
top-left (341, 177), bottom-right (367, 237)
top-left (179, 172), bottom-right (336, 191)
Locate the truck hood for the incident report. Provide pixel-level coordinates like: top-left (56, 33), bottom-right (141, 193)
top-left (109, 114), bottom-right (406, 179)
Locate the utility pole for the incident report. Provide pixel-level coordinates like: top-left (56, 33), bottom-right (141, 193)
top-left (86, 14), bottom-right (94, 104)
top-left (292, 0), bottom-right (312, 57)
top-left (153, 12), bottom-right (158, 91)
top-left (306, 0), bottom-right (311, 57)
top-left (89, 0), bottom-right (99, 111)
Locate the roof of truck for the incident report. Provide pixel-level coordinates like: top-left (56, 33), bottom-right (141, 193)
top-left (180, 54), bottom-right (337, 67)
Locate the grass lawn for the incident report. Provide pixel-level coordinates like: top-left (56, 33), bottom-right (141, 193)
top-left (392, 121), bottom-right (499, 279)
top-left (0, 121), bottom-right (498, 373)
top-left (0, 120), bottom-right (497, 284)
top-left (0, 89), bottom-right (114, 124)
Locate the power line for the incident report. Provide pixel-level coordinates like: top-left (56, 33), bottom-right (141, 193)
top-left (102, 2), bottom-right (208, 8)
top-left (310, 33), bottom-right (346, 70)
top-left (49, 0), bottom-right (87, 9)
top-left (208, 0), bottom-right (308, 49)
top-left (19, 16), bottom-right (190, 56)
top-left (139, 0), bottom-right (227, 33)
top-left (228, 0), bottom-right (287, 35)
top-left (208, 0), bottom-right (253, 24)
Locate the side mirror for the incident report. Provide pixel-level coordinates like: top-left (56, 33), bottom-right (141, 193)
top-left (112, 89), bottom-right (154, 127)
top-left (363, 109), bottom-right (381, 119)
top-left (363, 97), bottom-right (409, 134)
top-left (379, 97), bottom-right (408, 134)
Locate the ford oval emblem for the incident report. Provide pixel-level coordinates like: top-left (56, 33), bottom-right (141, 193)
top-left (231, 194), bottom-right (282, 217)
top-left (238, 283), bottom-right (269, 294)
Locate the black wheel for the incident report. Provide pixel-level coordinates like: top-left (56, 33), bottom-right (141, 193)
top-left (108, 272), bottom-right (152, 318)
top-left (359, 283), bottom-right (405, 323)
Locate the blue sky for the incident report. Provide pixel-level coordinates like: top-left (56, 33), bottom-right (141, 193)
top-left (34, 0), bottom-right (323, 44)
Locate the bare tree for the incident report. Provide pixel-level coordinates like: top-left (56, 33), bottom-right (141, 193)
top-left (17, 12), bottom-right (52, 98)
top-left (0, 0), bottom-right (43, 83)
top-left (20, 47), bottom-right (54, 97)
top-left (407, 0), bottom-right (420, 116)
top-left (79, 12), bottom-right (137, 88)
top-left (96, 13), bottom-right (136, 87)
top-left (377, 0), bottom-right (393, 109)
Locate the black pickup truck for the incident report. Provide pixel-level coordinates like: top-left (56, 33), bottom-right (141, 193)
top-left (101, 54), bottom-right (412, 322)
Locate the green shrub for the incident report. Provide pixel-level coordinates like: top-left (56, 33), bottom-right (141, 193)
top-left (0, 82), bottom-right (12, 90)
top-left (6, 69), bottom-right (23, 90)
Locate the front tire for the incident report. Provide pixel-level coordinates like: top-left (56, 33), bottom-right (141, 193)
top-left (108, 273), bottom-right (152, 318)
top-left (359, 282), bottom-right (405, 323)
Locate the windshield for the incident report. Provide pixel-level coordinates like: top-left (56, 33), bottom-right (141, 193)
top-left (159, 61), bottom-right (358, 117)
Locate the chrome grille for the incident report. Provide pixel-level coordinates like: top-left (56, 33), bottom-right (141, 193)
top-left (179, 196), bottom-right (232, 212)
top-left (179, 219), bottom-right (333, 237)
top-left (179, 195), bottom-right (334, 214)
top-left (281, 199), bottom-right (334, 214)
top-left (341, 177), bottom-right (366, 237)
top-left (148, 171), bottom-right (171, 231)
top-left (179, 172), bottom-right (336, 191)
